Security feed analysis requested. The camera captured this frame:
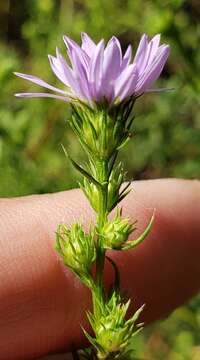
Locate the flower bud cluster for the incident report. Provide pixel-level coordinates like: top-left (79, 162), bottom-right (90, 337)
top-left (86, 291), bottom-right (144, 359)
top-left (56, 223), bottom-right (96, 286)
top-left (101, 210), bottom-right (134, 250)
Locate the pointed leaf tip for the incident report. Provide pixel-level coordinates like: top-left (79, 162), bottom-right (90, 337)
top-left (122, 209), bottom-right (155, 250)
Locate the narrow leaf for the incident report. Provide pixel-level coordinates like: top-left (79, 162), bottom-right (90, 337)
top-left (117, 134), bottom-right (131, 150)
top-left (109, 188), bottom-right (131, 212)
top-left (122, 211), bottom-right (155, 250)
top-left (61, 144), bottom-right (101, 188)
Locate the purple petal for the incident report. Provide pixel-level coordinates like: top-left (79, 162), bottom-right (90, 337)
top-left (15, 92), bottom-right (69, 101)
top-left (134, 34), bottom-right (148, 69)
top-left (54, 50), bottom-right (83, 98)
top-left (138, 34), bottom-right (161, 74)
top-left (14, 72), bottom-right (67, 95)
top-left (70, 48), bottom-right (91, 100)
top-left (114, 64), bottom-right (138, 101)
top-left (101, 37), bottom-right (122, 100)
top-left (48, 53), bottom-right (70, 87)
top-left (121, 45), bottom-right (132, 70)
top-left (134, 34), bottom-right (162, 76)
top-left (135, 45), bottom-right (170, 95)
top-left (147, 34), bottom-right (161, 64)
top-left (63, 35), bottom-right (89, 72)
top-left (103, 36), bottom-right (122, 80)
top-left (89, 39), bottom-right (104, 100)
top-left (81, 32), bottom-right (96, 57)
top-left (136, 42), bottom-right (155, 75)
top-left (63, 36), bottom-right (81, 53)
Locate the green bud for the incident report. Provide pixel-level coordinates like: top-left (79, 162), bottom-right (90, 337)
top-left (55, 223), bottom-right (96, 285)
top-left (85, 291), bottom-right (144, 359)
top-left (101, 209), bottom-right (135, 250)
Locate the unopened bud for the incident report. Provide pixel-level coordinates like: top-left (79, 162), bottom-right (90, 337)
top-left (102, 210), bottom-right (134, 250)
top-left (56, 223), bottom-right (96, 279)
top-left (86, 291), bottom-right (144, 359)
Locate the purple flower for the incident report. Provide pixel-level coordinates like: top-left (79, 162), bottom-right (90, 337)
top-left (14, 33), bottom-right (170, 106)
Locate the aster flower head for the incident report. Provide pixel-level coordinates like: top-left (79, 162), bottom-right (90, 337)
top-left (15, 32), bottom-right (170, 107)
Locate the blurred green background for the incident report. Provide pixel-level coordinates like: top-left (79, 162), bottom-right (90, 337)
top-left (0, 0), bottom-right (199, 358)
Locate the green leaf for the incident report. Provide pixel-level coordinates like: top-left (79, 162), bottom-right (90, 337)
top-left (122, 211), bottom-right (155, 250)
top-left (117, 133), bottom-right (132, 150)
top-left (61, 144), bottom-right (101, 188)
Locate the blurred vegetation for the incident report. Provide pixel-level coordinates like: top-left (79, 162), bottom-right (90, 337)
top-left (0, 0), bottom-right (199, 358)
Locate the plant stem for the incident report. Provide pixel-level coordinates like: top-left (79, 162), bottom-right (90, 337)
top-left (94, 159), bottom-right (109, 313)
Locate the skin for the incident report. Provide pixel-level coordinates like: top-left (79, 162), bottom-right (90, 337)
top-left (0, 179), bottom-right (200, 360)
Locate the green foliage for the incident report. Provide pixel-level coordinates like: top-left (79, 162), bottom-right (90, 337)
top-left (56, 84), bottom-right (155, 358)
top-left (0, 0), bottom-right (199, 358)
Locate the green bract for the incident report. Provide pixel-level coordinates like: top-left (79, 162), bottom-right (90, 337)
top-left (70, 100), bottom-right (135, 160)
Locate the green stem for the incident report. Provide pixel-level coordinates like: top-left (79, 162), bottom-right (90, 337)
top-left (97, 159), bottom-right (108, 223)
top-left (94, 159), bottom-right (109, 313)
